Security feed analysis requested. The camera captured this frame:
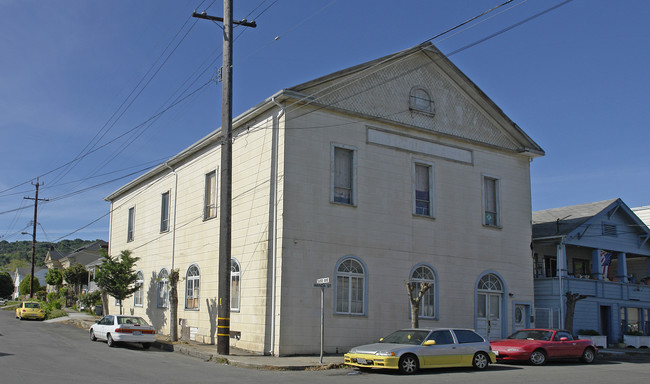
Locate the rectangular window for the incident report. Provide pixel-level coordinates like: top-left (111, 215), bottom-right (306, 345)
top-left (414, 162), bottom-right (434, 217)
top-left (231, 274), bottom-right (240, 312)
top-left (332, 146), bottom-right (355, 205)
top-left (204, 171), bottom-right (217, 220)
top-left (160, 191), bottom-right (170, 233)
top-left (157, 279), bottom-right (169, 308)
top-left (544, 256), bottom-right (557, 277)
top-left (127, 207), bottom-right (135, 242)
top-left (483, 176), bottom-right (500, 226)
top-left (186, 278), bottom-right (200, 310)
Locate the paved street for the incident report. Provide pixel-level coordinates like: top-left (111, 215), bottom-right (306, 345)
top-left (2, 308), bottom-right (650, 384)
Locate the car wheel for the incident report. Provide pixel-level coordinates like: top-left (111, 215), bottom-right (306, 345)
top-left (398, 354), bottom-right (419, 374)
top-left (529, 349), bottom-right (547, 365)
top-left (581, 347), bottom-right (596, 363)
top-left (142, 343), bottom-right (151, 350)
top-left (472, 352), bottom-right (490, 370)
top-left (90, 330), bottom-right (97, 341)
top-left (107, 334), bottom-right (116, 348)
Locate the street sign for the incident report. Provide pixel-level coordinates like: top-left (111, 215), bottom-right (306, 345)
top-left (313, 283), bottom-right (331, 288)
top-left (317, 277), bottom-right (329, 284)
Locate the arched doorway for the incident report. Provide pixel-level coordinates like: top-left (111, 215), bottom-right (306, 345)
top-left (476, 273), bottom-right (504, 340)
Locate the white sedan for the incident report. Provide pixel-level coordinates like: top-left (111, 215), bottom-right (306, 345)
top-left (89, 315), bottom-right (156, 349)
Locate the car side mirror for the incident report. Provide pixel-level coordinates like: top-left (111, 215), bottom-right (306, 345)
top-left (560, 337), bottom-right (568, 341)
top-left (423, 340), bottom-right (436, 346)
top-left (95, 320), bottom-right (100, 324)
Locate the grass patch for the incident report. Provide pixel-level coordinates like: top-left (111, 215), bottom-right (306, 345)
top-left (47, 309), bottom-right (68, 320)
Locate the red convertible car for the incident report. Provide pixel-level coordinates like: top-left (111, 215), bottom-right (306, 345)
top-left (490, 329), bottom-right (597, 365)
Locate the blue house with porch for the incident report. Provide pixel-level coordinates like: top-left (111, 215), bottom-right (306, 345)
top-left (532, 198), bottom-right (650, 347)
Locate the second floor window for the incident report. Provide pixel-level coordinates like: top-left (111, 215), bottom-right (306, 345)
top-left (332, 146), bottom-right (355, 205)
top-left (127, 207), bottom-right (135, 242)
top-left (204, 171), bottom-right (217, 220)
top-left (160, 191), bottom-right (170, 232)
top-left (414, 163), bottom-right (434, 217)
top-left (483, 176), bottom-right (500, 227)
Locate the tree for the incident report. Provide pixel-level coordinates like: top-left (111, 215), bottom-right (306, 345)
top-left (63, 263), bottom-right (89, 296)
top-left (0, 271), bottom-right (13, 298)
top-left (45, 268), bottom-right (64, 290)
top-left (169, 268), bottom-right (180, 341)
top-left (405, 281), bottom-right (432, 328)
top-left (19, 274), bottom-right (41, 297)
top-left (564, 291), bottom-right (587, 334)
top-left (93, 250), bottom-right (140, 315)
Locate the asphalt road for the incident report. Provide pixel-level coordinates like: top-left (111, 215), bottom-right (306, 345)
top-left (2, 307), bottom-right (650, 384)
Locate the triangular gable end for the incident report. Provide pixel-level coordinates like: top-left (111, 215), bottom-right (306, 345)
top-left (289, 43), bottom-right (544, 157)
top-left (563, 199), bottom-right (650, 256)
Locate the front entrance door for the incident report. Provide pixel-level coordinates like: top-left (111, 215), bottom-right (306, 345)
top-left (476, 273), bottom-right (504, 340)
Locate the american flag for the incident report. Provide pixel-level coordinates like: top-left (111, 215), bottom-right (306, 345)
top-left (600, 250), bottom-right (612, 278)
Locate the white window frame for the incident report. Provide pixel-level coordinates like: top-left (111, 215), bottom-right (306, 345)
top-left (185, 264), bottom-right (200, 310)
top-left (482, 175), bottom-right (501, 227)
top-left (330, 144), bottom-right (357, 206)
top-left (134, 271), bottom-right (144, 307)
top-left (204, 170), bottom-right (217, 220)
top-left (231, 259), bottom-right (241, 312)
top-left (410, 264), bottom-right (437, 319)
top-left (157, 268), bottom-right (169, 308)
top-left (127, 206), bottom-right (135, 242)
top-left (160, 191), bottom-right (170, 233)
top-left (335, 257), bottom-right (366, 315)
top-left (409, 86), bottom-right (435, 115)
top-left (413, 160), bottom-right (435, 217)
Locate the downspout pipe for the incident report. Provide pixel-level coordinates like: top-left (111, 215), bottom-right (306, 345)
top-left (268, 97), bottom-right (284, 355)
top-left (557, 236), bottom-right (566, 329)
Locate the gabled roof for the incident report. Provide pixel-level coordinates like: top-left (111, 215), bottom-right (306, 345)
top-left (533, 199), bottom-right (619, 238)
top-left (533, 199), bottom-right (650, 256)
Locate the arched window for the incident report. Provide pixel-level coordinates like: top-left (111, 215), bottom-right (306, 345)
top-left (134, 271), bottom-right (144, 307)
top-left (335, 257), bottom-right (365, 315)
top-left (157, 268), bottom-right (169, 308)
top-left (185, 264), bottom-right (200, 310)
top-left (478, 273), bottom-right (503, 292)
top-left (409, 87), bottom-right (434, 115)
top-left (231, 259), bottom-right (240, 312)
top-left (410, 265), bottom-right (436, 318)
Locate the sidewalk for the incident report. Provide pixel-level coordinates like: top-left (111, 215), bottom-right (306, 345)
top-left (48, 309), bottom-right (650, 369)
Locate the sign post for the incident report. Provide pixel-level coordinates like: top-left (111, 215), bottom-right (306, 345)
top-left (314, 277), bottom-right (331, 363)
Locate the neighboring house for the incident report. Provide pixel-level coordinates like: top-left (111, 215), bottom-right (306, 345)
top-left (105, 42), bottom-right (544, 355)
top-left (632, 205), bottom-right (650, 227)
top-left (13, 267), bottom-right (47, 299)
top-left (44, 240), bottom-right (108, 293)
top-left (532, 198), bottom-right (650, 344)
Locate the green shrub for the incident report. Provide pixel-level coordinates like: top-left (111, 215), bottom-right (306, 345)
top-left (78, 291), bottom-right (102, 309)
top-left (47, 309), bottom-right (67, 320)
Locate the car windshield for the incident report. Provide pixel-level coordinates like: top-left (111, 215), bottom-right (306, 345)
top-left (25, 302), bottom-right (40, 309)
top-left (507, 330), bottom-right (553, 341)
top-left (117, 316), bottom-right (149, 326)
top-left (380, 330), bottom-right (430, 345)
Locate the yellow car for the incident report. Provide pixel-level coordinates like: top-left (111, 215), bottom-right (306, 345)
top-left (15, 301), bottom-right (45, 320)
top-left (345, 328), bottom-right (496, 374)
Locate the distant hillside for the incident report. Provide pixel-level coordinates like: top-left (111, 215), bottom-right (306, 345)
top-left (0, 239), bottom-right (103, 271)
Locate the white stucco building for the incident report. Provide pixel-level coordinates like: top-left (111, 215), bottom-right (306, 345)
top-left (105, 43), bottom-right (544, 355)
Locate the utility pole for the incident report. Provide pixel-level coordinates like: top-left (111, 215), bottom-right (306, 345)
top-left (192, 1), bottom-right (256, 356)
top-left (24, 178), bottom-right (48, 298)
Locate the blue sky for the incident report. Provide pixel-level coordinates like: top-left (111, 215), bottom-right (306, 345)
top-left (1, 0), bottom-right (648, 242)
